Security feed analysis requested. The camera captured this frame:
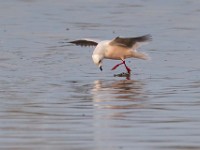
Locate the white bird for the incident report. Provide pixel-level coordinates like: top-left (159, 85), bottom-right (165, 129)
top-left (68, 34), bottom-right (152, 74)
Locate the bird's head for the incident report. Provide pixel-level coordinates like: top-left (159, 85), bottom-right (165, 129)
top-left (92, 54), bottom-right (103, 71)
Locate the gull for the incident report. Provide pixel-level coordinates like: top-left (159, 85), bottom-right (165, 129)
top-left (68, 34), bottom-right (152, 74)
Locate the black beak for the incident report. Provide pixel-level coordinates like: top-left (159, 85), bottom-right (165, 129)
top-left (99, 66), bottom-right (103, 71)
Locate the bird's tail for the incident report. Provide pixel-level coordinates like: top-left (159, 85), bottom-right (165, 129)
top-left (132, 51), bottom-right (150, 60)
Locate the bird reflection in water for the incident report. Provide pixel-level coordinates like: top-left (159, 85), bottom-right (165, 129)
top-left (91, 79), bottom-right (148, 147)
top-left (92, 79), bottom-right (147, 111)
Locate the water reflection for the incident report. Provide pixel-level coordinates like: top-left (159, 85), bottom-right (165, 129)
top-left (92, 79), bottom-right (147, 107)
top-left (91, 79), bottom-right (149, 149)
top-left (92, 79), bottom-right (148, 117)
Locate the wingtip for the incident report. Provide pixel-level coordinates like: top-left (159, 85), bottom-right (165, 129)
top-left (144, 34), bottom-right (153, 41)
top-left (67, 39), bottom-right (98, 47)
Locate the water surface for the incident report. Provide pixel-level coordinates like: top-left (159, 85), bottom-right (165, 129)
top-left (0, 0), bottom-right (200, 149)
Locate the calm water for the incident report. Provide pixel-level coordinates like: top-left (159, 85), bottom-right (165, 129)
top-left (0, 0), bottom-right (200, 149)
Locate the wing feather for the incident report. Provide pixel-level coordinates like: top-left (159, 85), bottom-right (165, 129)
top-left (68, 39), bottom-right (99, 47)
top-left (110, 34), bottom-right (152, 49)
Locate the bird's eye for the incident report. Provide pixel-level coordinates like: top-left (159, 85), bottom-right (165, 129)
top-left (99, 60), bottom-right (101, 63)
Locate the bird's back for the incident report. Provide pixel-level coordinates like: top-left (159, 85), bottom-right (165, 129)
top-left (92, 40), bottom-right (110, 56)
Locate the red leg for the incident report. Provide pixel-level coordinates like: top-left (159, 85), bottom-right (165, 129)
top-left (123, 61), bottom-right (131, 74)
top-left (111, 62), bottom-right (124, 70)
top-left (111, 60), bottom-right (131, 74)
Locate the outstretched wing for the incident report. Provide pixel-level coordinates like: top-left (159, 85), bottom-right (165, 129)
top-left (110, 34), bottom-right (152, 49)
top-left (68, 39), bottom-right (99, 47)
